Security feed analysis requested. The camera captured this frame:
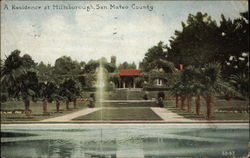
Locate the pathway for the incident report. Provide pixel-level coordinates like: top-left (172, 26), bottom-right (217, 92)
top-left (151, 107), bottom-right (193, 122)
top-left (40, 108), bottom-right (101, 122)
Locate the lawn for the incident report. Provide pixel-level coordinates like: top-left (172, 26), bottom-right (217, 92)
top-left (73, 107), bottom-right (162, 121)
top-left (165, 96), bottom-right (249, 120)
top-left (1, 100), bottom-right (88, 123)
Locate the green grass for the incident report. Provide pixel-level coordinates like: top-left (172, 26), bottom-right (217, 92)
top-left (73, 108), bottom-right (162, 121)
top-left (1, 94), bottom-right (248, 122)
top-left (100, 101), bottom-right (157, 107)
top-left (165, 97), bottom-right (249, 120)
top-left (1, 100), bottom-right (88, 123)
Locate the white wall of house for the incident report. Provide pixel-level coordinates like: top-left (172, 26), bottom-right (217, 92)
top-left (155, 78), bottom-right (163, 86)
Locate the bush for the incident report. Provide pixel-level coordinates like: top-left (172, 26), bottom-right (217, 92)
top-left (157, 92), bottom-right (165, 99)
top-left (0, 94), bottom-right (8, 102)
top-left (143, 94), bottom-right (148, 100)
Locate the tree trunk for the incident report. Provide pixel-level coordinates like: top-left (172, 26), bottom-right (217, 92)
top-left (206, 96), bottom-right (213, 118)
top-left (225, 93), bottom-right (233, 101)
top-left (187, 96), bottom-right (191, 112)
top-left (175, 96), bottom-right (179, 108)
top-left (43, 100), bottom-right (48, 114)
top-left (73, 99), bottom-right (77, 109)
top-left (24, 99), bottom-right (30, 115)
top-left (241, 93), bottom-right (246, 100)
top-left (66, 100), bottom-right (69, 110)
top-left (180, 96), bottom-right (185, 110)
top-left (56, 101), bottom-right (60, 113)
top-left (196, 96), bottom-right (201, 115)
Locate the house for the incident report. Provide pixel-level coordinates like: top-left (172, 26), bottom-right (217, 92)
top-left (115, 69), bottom-right (143, 88)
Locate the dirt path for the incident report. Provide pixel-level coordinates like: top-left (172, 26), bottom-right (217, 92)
top-left (40, 108), bottom-right (101, 122)
top-left (151, 107), bottom-right (193, 122)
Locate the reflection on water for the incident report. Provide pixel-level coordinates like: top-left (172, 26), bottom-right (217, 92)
top-left (1, 124), bottom-right (249, 158)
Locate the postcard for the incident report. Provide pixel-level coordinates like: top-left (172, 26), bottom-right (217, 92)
top-left (1, 0), bottom-right (249, 158)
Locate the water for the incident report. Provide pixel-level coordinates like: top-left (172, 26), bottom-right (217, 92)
top-left (96, 62), bottom-right (106, 156)
top-left (96, 62), bottom-right (106, 116)
top-left (1, 124), bottom-right (249, 158)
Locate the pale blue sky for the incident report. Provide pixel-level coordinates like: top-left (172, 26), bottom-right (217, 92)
top-left (1, 1), bottom-right (248, 66)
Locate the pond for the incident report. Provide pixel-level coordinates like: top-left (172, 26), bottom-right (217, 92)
top-left (1, 124), bottom-right (249, 158)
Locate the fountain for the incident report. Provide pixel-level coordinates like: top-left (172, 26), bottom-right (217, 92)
top-left (96, 60), bottom-right (106, 157)
top-left (96, 60), bottom-right (106, 120)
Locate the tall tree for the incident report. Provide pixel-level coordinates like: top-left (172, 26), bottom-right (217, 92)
top-left (60, 79), bottom-right (79, 110)
top-left (1, 50), bottom-right (38, 115)
top-left (229, 73), bottom-right (249, 99)
top-left (38, 81), bottom-right (57, 114)
top-left (84, 59), bottom-right (99, 73)
top-left (201, 63), bottom-right (233, 118)
top-left (54, 56), bottom-right (81, 79)
top-left (140, 41), bottom-right (174, 72)
top-left (167, 12), bottom-right (219, 68)
top-left (217, 11), bottom-right (249, 76)
top-left (118, 61), bottom-right (137, 70)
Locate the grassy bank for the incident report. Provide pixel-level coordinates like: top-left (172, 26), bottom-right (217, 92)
top-left (1, 100), bottom-right (88, 123)
top-left (165, 97), bottom-right (249, 120)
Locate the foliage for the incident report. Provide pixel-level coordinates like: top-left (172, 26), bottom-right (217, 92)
top-left (84, 57), bottom-right (117, 73)
top-left (167, 11), bottom-right (249, 77)
top-left (229, 73), bottom-right (249, 97)
top-left (140, 41), bottom-right (174, 72)
top-left (54, 56), bottom-right (81, 78)
top-left (38, 81), bottom-right (57, 102)
top-left (104, 63), bottom-right (116, 73)
top-left (84, 59), bottom-right (99, 73)
top-left (167, 12), bottom-right (219, 67)
top-left (117, 61), bottom-right (136, 70)
top-left (217, 11), bottom-right (249, 76)
top-left (200, 63), bottom-right (233, 96)
top-left (37, 62), bottom-right (54, 82)
top-left (1, 50), bottom-right (38, 101)
top-left (60, 79), bottom-right (80, 102)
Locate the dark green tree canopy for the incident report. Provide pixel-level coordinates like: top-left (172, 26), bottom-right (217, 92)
top-left (84, 59), bottom-right (99, 73)
top-left (60, 79), bottom-right (80, 102)
top-left (1, 50), bottom-right (38, 100)
top-left (140, 41), bottom-right (174, 72)
top-left (167, 11), bottom-right (249, 76)
top-left (217, 11), bottom-right (249, 76)
top-left (54, 56), bottom-right (81, 75)
top-left (118, 61), bottom-right (137, 70)
top-left (167, 12), bottom-right (219, 67)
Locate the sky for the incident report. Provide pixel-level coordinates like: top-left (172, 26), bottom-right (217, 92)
top-left (1, 1), bottom-right (248, 66)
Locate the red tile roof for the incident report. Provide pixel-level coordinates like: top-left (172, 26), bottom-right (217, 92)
top-left (116, 69), bottom-right (143, 76)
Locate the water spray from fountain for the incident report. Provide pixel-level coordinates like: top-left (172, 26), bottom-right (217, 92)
top-left (96, 60), bottom-right (106, 115)
top-left (96, 60), bottom-right (106, 157)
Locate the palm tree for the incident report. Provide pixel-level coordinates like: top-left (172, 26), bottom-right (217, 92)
top-left (170, 71), bottom-right (182, 108)
top-left (192, 81), bottom-right (204, 115)
top-left (180, 67), bottom-right (196, 113)
top-left (201, 63), bottom-right (233, 118)
top-left (175, 80), bottom-right (186, 111)
top-left (1, 50), bottom-right (38, 115)
top-left (53, 85), bottom-right (64, 113)
top-left (38, 82), bottom-right (58, 114)
top-left (176, 67), bottom-right (196, 112)
top-left (187, 67), bottom-right (204, 115)
top-left (229, 73), bottom-right (249, 99)
top-left (60, 79), bottom-right (78, 110)
top-left (72, 81), bottom-right (81, 109)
